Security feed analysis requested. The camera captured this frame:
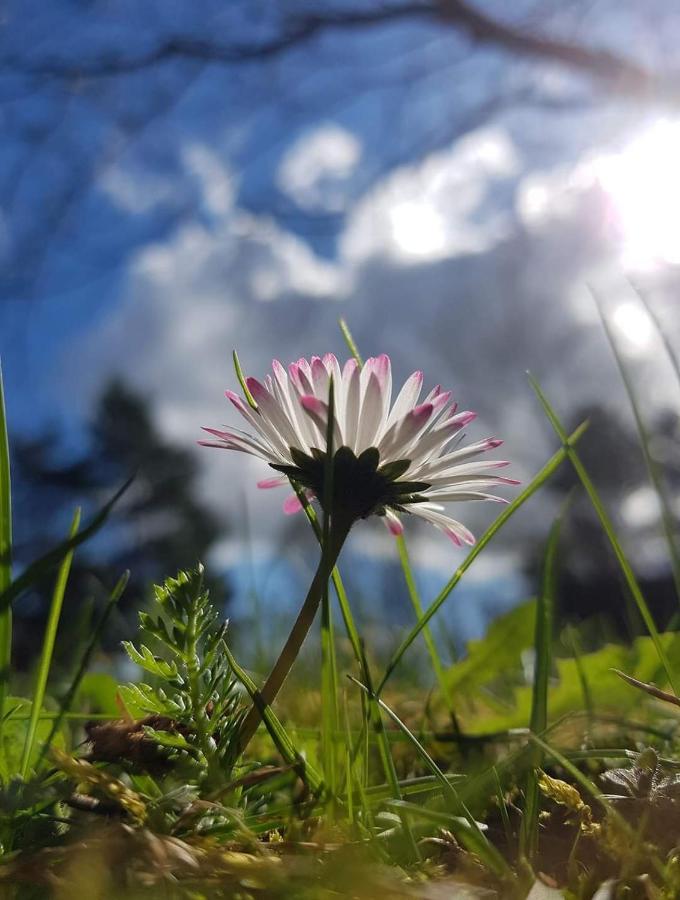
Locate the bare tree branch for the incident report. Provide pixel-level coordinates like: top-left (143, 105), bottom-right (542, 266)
top-left (1, 1), bottom-right (667, 101)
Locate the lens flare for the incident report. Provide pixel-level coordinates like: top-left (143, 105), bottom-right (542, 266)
top-left (595, 119), bottom-right (680, 268)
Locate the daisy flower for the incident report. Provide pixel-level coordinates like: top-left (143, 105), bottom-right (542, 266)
top-left (200, 353), bottom-right (516, 545)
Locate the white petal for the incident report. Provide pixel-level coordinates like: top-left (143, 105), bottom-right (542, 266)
top-left (300, 396), bottom-right (343, 450)
top-left (342, 360), bottom-right (361, 451)
top-left (377, 402), bottom-right (434, 460)
top-left (246, 377), bottom-right (301, 450)
top-left (270, 364), bottom-right (314, 452)
top-left (411, 436), bottom-right (500, 473)
top-left (200, 425), bottom-right (276, 460)
top-left (323, 353), bottom-right (344, 423)
top-left (420, 460), bottom-right (510, 485)
top-left (310, 356), bottom-right (330, 399)
top-left (225, 390), bottom-right (291, 460)
top-left (385, 370), bottom-right (423, 430)
top-left (373, 354), bottom-right (392, 441)
top-left (407, 505), bottom-right (476, 546)
top-left (355, 371), bottom-right (385, 452)
top-left (420, 490), bottom-right (508, 503)
top-left (424, 475), bottom-right (519, 492)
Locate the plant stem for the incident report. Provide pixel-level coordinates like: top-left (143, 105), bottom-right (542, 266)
top-left (185, 572), bottom-right (219, 782)
top-left (235, 514), bottom-right (352, 755)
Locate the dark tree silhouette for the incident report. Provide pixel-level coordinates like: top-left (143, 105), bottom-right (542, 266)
top-left (529, 404), bottom-right (680, 639)
top-left (12, 380), bottom-right (227, 667)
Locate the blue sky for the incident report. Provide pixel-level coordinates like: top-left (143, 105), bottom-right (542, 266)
top-left (2, 1), bottom-right (680, 630)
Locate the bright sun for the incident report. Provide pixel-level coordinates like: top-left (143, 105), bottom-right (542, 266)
top-left (594, 119), bottom-right (680, 268)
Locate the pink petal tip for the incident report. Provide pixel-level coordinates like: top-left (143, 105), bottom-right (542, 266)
top-left (283, 494), bottom-right (304, 515)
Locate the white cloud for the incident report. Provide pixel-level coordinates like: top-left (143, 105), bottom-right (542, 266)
top-left (99, 165), bottom-right (178, 214)
top-left (277, 123), bottom-right (362, 212)
top-left (341, 126), bottom-right (519, 263)
top-left (183, 144), bottom-right (235, 217)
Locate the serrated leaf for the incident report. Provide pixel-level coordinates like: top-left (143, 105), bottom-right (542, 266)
top-left (122, 641), bottom-right (178, 679)
top-left (143, 727), bottom-right (195, 752)
top-left (118, 683), bottom-right (182, 718)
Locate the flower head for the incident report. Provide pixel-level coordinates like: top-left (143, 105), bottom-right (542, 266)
top-left (200, 354), bottom-right (516, 545)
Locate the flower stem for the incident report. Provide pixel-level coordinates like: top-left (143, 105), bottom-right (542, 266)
top-left (235, 513), bottom-right (352, 755)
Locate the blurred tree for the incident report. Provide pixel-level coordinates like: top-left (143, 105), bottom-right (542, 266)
top-left (529, 404), bottom-right (680, 639)
top-left (12, 379), bottom-right (227, 667)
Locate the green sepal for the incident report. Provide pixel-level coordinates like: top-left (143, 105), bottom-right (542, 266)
top-left (290, 447), bottom-right (312, 469)
top-left (377, 459), bottom-right (411, 480)
top-left (389, 480), bottom-right (430, 494)
top-left (357, 447), bottom-right (380, 469)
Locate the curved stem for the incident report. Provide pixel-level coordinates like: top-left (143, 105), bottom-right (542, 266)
top-left (235, 514), bottom-right (352, 755)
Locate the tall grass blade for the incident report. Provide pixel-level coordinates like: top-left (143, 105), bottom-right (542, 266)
top-left (594, 293), bottom-right (680, 604)
top-left (0, 476), bottom-right (133, 615)
top-left (232, 349), bottom-right (258, 409)
top-left (493, 765), bottom-right (513, 850)
top-left (349, 675), bottom-right (511, 879)
top-left (631, 282), bottom-right (680, 391)
top-left (0, 360), bottom-right (12, 726)
top-left (224, 644), bottom-right (323, 792)
top-left (338, 318), bottom-right (364, 367)
top-left (356, 643), bottom-right (421, 859)
top-left (529, 375), bottom-right (679, 695)
top-left (565, 625), bottom-right (593, 720)
top-left (21, 508), bottom-right (81, 778)
top-left (396, 534), bottom-right (459, 729)
top-left (342, 691), bottom-right (378, 846)
top-left (39, 570), bottom-right (129, 763)
top-left (520, 503), bottom-right (567, 860)
top-left (377, 421), bottom-right (588, 693)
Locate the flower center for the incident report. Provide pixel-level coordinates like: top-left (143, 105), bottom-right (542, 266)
top-left (271, 446), bottom-right (430, 523)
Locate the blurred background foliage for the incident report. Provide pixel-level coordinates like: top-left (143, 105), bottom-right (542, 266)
top-left (1, 0), bottom-right (680, 668)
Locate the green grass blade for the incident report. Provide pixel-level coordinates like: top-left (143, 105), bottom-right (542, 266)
top-left (386, 799), bottom-right (503, 861)
top-left (39, 570), bottom-right (129, 764)
top-left (396, 534), bottom-right (459, 728)
top-left (520, 503), bottom-right (567, 861)
top-left (631, 281), bottom-right (680, 391)
top-left (20, 508), bottom-right (81, 778)
top-left (355, 644), bottom-right (421, 861)
top-left (320, 378), bottom-right (339, 800)
top-left (0, 359), bottom-right (12, 726)
top-left (350, 675), bottom-right (511, 879)
top-left (224, 644), bottom-right (323, 792)
top-left (529, 374), bottom-right (679, 695)
top-left (0, 476), bottom-right (133, 615)
top-left (338, 318), bottom-right (364, 367)
top-left (492, 765), bottom-right (513, 850)
top-left (342, 691), bottom-right (379, 846)
top-left (564, 625), bottom-right (593, 720)
top-left (232, 349), bottom-right (258, 409)
top-left (377, 421), bottom-right (588, 694)
top-left (594, 294), bottom-right (680, 606)
top-left (320, 592), bottom-right (339, 797)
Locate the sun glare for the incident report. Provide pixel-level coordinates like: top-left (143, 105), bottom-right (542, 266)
top-left (389, 201), bottom-right (446, 257)
top-left (611, 300), bottom-right (653, 350)
top-left (594, 119), bottom-right (680, 268)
